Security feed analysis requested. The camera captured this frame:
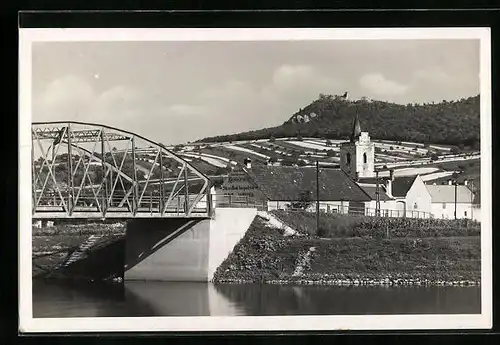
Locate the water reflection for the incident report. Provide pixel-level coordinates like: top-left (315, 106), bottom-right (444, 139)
top-left (33, 279), bottom-right (481, 318)
top-left (214, 283), bottom-right (481, 315)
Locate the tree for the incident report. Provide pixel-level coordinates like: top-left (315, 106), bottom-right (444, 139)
top-left (268, 154), bottom-right (278, 165)
top-left (326, 150), bottom-right (336, 157)
top-left (289, 190), bottom-right (313, 210)
top-left (198, 95), bottom-right (480, 147)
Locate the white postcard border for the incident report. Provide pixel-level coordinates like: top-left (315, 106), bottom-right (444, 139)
top-left (19, 27), bottom-right (492, 333)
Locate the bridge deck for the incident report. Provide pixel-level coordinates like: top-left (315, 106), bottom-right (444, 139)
top-left (33, 212), bottom-right (211, 219)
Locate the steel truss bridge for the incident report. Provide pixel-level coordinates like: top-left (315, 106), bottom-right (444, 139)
top-left (32, 121), bottom-right (213, 219)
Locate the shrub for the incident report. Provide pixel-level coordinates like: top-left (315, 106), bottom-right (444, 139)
top-left (270, 210), bottom-right (480, 239)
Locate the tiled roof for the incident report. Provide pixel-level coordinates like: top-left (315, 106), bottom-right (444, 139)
top-left (358, 175), bottom-right (417, 197)
top-left (359, 185), bottom-right (394, 201)
top-left (391, 176), bottom-right (418, 197)
top-left (426, 185), bottom-right (474, 203)
top-left (245, 165), bottom-right (371, 202)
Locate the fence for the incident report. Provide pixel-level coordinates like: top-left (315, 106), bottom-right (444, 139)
top-left (213, 194), bottom-right (267, 211)
top-left (285, 204), bottom-right (432, 219)
top-left (212, 194), bottom-right (433, 219)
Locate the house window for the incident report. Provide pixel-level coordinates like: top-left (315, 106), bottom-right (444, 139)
top-left (363, 152), bottom-right (367, 164)
top-left (413, 202), bottom-right (418, 210)
top-left (464, 211), bottom-right (468, 217)
top-left (346, 153), bottom-right (351, 165)
top-left (442, 203), bottom-right (446, 209)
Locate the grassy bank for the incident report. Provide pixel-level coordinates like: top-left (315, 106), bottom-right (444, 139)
top-left (271, 210), bottom-right (480, 238)
top-left (212, 215), bottom-right (481, 286)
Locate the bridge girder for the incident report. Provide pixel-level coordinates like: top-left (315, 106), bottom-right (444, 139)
top-left (32, 121), bottom-right (212, 219)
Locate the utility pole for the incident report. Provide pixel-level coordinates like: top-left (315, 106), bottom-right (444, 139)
top-left (470, 179), bottom-right (474, 220)
top-left (375, 170), bottom-right (380, 217)
top-left (454, 180), bottom-right (458, 220)
top-left (316, 160), bottom-right (320, 235)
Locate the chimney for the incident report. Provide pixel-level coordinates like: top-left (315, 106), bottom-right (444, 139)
top-left (244, 158), bottom-right (252, 169)
top-left (386, 179), bottom-right (393, 197)
top-left (389, 169), bottom-right (395, 181)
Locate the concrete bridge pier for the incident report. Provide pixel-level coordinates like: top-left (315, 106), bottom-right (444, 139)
top-left (124, 208), bottom-right (257, 282)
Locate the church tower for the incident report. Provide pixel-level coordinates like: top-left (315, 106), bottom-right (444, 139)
top-left (340, 112), bottom-right (375, 180)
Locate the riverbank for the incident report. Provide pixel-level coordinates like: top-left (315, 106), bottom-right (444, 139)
top-left (212, 214), bottom-right (481, 286)
top-left (32, 222), bottom-right (126, 279)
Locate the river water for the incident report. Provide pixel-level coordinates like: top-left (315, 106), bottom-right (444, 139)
top-left (32, 280), bottom-right (481, 318)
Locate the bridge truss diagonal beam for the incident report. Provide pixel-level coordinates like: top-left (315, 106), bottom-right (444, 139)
top-left (32, 121), bottom-right (212, 219)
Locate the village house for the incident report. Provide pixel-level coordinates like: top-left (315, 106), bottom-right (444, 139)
top-left (340, 114), bottom-right (433, 218)
top-left (356, 183), bottom-right (397, 216)
top-left (216, 113), bottom-right (485, 220)
top-left (426, 181), bottom-right (477, 220)
top-left (358, 173), bottom-right (433, 218)
top-left (217, 158), bottom-right (372, 213)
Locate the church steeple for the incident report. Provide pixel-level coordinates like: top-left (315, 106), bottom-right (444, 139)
top-left (350, 112), bottom-right (362, 143)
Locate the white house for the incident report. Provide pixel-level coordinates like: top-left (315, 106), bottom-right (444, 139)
top-left (357, 183), bottom-right (398, 216)
top-left (358, 173), bottom-right (433, 218)
top-left (426, 182), bottom-right (476, 220)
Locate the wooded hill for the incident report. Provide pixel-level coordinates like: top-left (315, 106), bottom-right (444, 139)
top-left (199, 95), bottom-right (480, 148)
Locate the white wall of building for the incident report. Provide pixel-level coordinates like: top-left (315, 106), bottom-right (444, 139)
top-left (364, 200), bottom-right (400, 216)
top-left (430, 202), bottom-right (475, 220)
top-left (404, 176), bottom-right (432, 217)
top-left (471, 205), bottom-right (481, 222)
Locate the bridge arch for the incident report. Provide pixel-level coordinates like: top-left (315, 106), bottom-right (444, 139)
top-left (32, 121), bottom-right (212, 219)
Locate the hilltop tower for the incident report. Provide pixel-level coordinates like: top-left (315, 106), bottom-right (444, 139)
top-left (340, 112), bottom-right (375, 180)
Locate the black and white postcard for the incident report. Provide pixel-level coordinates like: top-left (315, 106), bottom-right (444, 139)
top-left (19, 27), bottom-right (492, 332)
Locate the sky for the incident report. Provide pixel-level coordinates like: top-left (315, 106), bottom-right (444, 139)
top-left (31, 39), bottom-right (480, 145)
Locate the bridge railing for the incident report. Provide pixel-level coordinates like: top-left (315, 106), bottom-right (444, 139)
top-left (35, 192), bottom-right (210, 216)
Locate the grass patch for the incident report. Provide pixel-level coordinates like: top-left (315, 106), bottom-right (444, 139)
top-left (271, 210), bottom-right (480, 238)
top-left (33, 222), bottom-right (126, 236)
top-left (213, 216), bottom-right (481, 284)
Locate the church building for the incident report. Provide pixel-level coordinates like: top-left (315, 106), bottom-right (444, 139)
top-left (340, 113), bottom-right (376, 180)
top-left (215, 112), bottom-right (437, 218)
